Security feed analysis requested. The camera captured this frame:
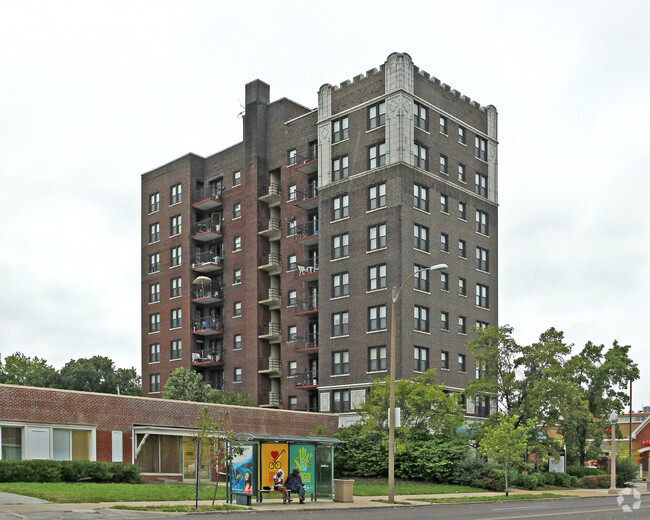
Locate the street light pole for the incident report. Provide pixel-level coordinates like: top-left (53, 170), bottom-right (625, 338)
top-left (387, 263), bottom-right (447, 504)
top-left (608, 411), bottom-right (618, 495)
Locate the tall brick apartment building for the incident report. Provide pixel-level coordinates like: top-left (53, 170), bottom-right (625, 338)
top-left (141, 52), bottom-right (498, 420)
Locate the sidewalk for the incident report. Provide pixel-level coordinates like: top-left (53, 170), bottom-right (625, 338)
top-left (0, 485), bottom-right (647, 518)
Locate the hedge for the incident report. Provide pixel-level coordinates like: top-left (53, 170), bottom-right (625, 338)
top-left (0, 460), bottom-right (141, 483)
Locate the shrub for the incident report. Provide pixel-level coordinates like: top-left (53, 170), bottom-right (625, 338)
top-left (335, 424), bottom-right (387, 477)
top-left (396, 436), bottom-right (468, 482)
top-left (552, 472), bottom-right (574, 487)
top-left (567, 466), bottom-right (606, 478)
top-left (110, 462), bottom-right (141, 484)
top-left (0, 460), bottom-right (141, 483)
top-left (533, 472), bottom-right (556, 487)
top-left (616, 458), bottom-right (637, 487)
top-left (514, 473), bottom-right (538, 490)
top-left (580, 475), bottom-right (610, 488)
top-left (452, 457), bottom-right (494, 489)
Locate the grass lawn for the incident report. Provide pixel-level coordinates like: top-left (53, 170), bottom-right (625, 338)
top-left (113, 504), bottom-right (248, 512)
top-left (409, 493), bottom-right (572, 504)
top-left (351, 478), bottom-right (487, 496)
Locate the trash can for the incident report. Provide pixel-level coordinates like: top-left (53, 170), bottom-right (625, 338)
top-left (235, 493), bottom-right (252, 506)
top-left (333, 479), bottom-right (354, 503)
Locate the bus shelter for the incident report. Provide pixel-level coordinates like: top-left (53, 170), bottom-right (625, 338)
top-left (227, 432), bottom-right (342, 503)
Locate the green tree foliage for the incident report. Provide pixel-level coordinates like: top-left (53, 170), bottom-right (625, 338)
top-left (163, 367), bottom-right (212, 402)
top-left (207, 389), bottom-right (253, 406)
top-left (59, 356), bottom-right (141, 395)
top-left (0, 353), bottom-right (60, 387)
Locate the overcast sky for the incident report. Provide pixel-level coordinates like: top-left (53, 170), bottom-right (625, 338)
top-left (1, 1), bottom-right (648, 408)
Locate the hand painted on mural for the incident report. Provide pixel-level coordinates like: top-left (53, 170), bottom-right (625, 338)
top-left (294, 446), bottom-right (312, 472)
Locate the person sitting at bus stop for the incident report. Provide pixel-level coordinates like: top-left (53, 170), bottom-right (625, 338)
top-left (273, 469), bottom-right (292, 503)
top-left (284, 468), bottom-right (306, 504)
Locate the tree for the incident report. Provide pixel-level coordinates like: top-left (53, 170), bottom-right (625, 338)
top-left (163, 367), bottom-right (212, 402)
top-left (59, 356), bottom-right (141, 395)
top-left (478, 414), bottom-right (532, 496)
top-left (0, 352), bottom-right (60, 388)
top-left (207, 389), bottom-right (253, 406)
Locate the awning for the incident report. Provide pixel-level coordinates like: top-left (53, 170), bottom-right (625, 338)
top-left (233, 432), bottom-right (343, 445)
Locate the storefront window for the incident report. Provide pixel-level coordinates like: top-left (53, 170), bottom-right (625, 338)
top-left (1, 427), bottom-right (22, 460)
top-left (136, 434), bottom-right (181, 474)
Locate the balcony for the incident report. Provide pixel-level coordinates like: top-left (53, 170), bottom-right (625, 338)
top-left (191, 282), bottom-right (224, 305)
top-left (294, 154), bottom-right (318, 175)
top-left (258, 322), bottom-right (281, 343)
top-left (191, 348), bottom-right (224, 367)
top-left (295, 295), bottom-right (318, 316)
top-left (192, 251), bottom-right (224, 273)
top-left (192, 218), bottom-right (223, 242)
top-left (260, 392), bottom-right (281, 408)
top-left (258, 357), bottom-right (282, 378)
top-left (191, 317), bottom-right (224, 336)
top-left (294, 220), bottom-right (318, 246)
top-left (293, 186), bottom-right (319, 210)
top-left (295, 257), bottom-right (318, 279)
top-left (258, 218), bottom-right (281, 241)
top-left (295, 333), bottom-right (318, 352)
top-left (258, 252), bottom-right (282, 275)
top-left (294, 371), bottom-right (318, 389)
top-left (192, 185), bottom-right (223, 211)
top-left (259, 183), bottom-right (282, 207)
top-left (258, 288), bottom-right (282, 309)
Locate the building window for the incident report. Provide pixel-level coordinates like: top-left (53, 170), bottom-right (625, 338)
top-left (458, 354), bottom-right (467, 372)
top-left (149, 373), bottom-right (160, 393)
top-left (414, 346), bottom-right (429, 372)
top-left (332, 116), bottom-right (349, 143)
top-left (458, 201), bottom-right (466, 220)
top-left (477, 320), bottom-right (489, 329)
top-left (287, 217), bottom-right (296, 236)
top-left (332, 155), bottom-right (349, 181)
top-left (233, 301), bottom-right (242, 317)
top-left (368, 264), bottom-right (387, 291)
top-left (332, 194), bottom-right (349, 220)
top-left (171, 277), bottom-right (181, 298)
top-left (441, 311), bottom-right (449, 331)
top-left (288, 325), bottom-right (297, 342)
top-left (149, 343), bottom-right (160, 363)
top-left (332, 233), bottom-right (349, 259)
top-left (170, 215), bottom-right (181, 236)
top-left (414, 305), bottom-right (429, 332)
top-left (288, 395), bottom-right (298, 410)
top-left (441, 351), bottom-right (450, 370)
top-left (439, 154), bottom-right (448, 174)
top-left (149, 313), bottom-right (160, 333)
top-left (368, 345), bottom-right (387, 371)
top-left (171, 246), bottom-right (181, 267)
top-left (288, 289), bottom-right (297, 306)
top-left (414, 264), bottom-right (429, 292)
top-left (332, 389), bottom-right (351, 412)
top-left (149, 192), bottom-right (159, 213)
top-left (368, 223), bottom-right (387, 250)
top-left (368, 100), bottom-right (386, 129)
top-left (414, 223), bottom-right (429, 251)
top-left (288, 361), bottom-right (297, 377)
top-left (170, 183), bottom-right (182, 204)
top-left (458, 163), bottom-right (466, 182)
top-left (288, 254), bottom-right (297, 271)
top-left (170, 308), bottom-right (182, 329)
top-left (476, 247), bottom-right (489, 272)
top-left (233, 203), bottom-right (241, 219)
top-left (332, 272), bottom-right (349, 298)
top-left (440, 272), bottom-right (449, 291)
top-left (475, 172), bottom-right (488, 198)
top-left (439, 115), bottom-right (447, 134)
top-left (332, 312), bottom-right (349, 337)
top-left (149, 253), bottom-right (160, 273)
top-left (413, 142), bottom-right (428, 170)
top-left (149, 223), bottom-right (160, 244)
top-left (440, 233), bottom-right (449, 252)
top-left (234, 236), bottom-right (241, 251)
top-left (414, 101), bottom-right (428, 131)
top-left (234, 368), bottom-right (242, 383)
top-left (459, 317), bottom-right (467, 335)
top-left (413, 183), bottom-right (429, 212)
top-left (368, 182), bottom-right (387, 210)
top-left (171, 339), bottom-right (181, 359)
top-left (233, 334), bottom-right (242, 350)
top-left (440, 194), bottom-right (448, 213)
top-left (475, 136), bottom-right (488, 161)
top-left (369, 142), bottom-right (386, 169)
top-left (368, 305), bottom-right (387, 331)
top-left (459, 277), bottom-right (467, 296)
top-left (288, 183), bottom-right (297, 201)
top-left (231, 268), bottom-right (241, 284)
top-left (233, 170), bottom-right (241, 186)
top-left (458, 126), bottom-right (466, 144)
top-left (288, 149), bottom-right (297, 166)
top-left (332, 351), bottom-right (350, 377)
top-left (476, 396), bottom-right (490, 417)
top-left (308, 140), bottom-right (318, 160)
top-left (459, 239), bottom-right (467, 258)
top-left (476, 283), bottom-right (489, 308)
top-left (149, 283), bottom-right (160, 303)
top-left (476, 210), bottom-right (489, 235)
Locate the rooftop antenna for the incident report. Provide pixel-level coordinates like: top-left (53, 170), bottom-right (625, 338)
top-left (237, 102), bottom-right (245, 119)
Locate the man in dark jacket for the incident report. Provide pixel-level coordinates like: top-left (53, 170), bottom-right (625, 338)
top-left (284, 468), bottom-right (306, 503)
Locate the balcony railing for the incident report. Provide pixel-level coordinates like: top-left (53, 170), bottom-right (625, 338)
top-left (296, 295), bottom-right (318, 315)
top-left (193, 185), bottom-right (224, 211)
top-left (259, 357), bottom-right (282, 376)
top-left (191, 317), bottom-right (224, 335)
top-left (295, 370), bottom-right (318, 388)
top-left (192, 217), bottom-right (223, 241)
top-left (259, 288), bottom-right (282, 309)
top-left (192, 348), bottom-right (224, 366)
top-left (295, 257), bottom-right (319, 278)
top-left (294, 153), bottom-right (318, 174)
top-left (294, 220), bottom-right (318, 244)
top-left (295, 333), bottom-right (318, 351)
top-left (294, 185), bottom-right (318, 209)
top-left (259, 322), bottom-right (281, 340)
top-left (191, 282), bottom-right (224, 303)
top-left (258, 252), bottom-right (282, 274)
top-left (259, 183), bottom-right (281, 200)
top-left (261, 392), bottom-right (281, 408)
top-left (259, 218), bottom-right (281, 240)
